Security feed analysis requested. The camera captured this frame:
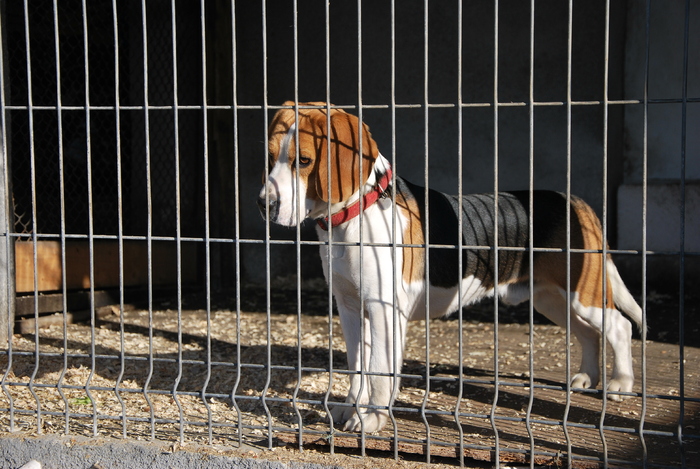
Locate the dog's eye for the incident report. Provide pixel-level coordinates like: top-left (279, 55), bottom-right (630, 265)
top-left (297, 156), bottom-right (312, 168)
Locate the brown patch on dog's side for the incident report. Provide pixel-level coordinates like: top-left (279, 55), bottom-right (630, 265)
top-left (533, 196), bottom-right (613, 310)
top-left (395, 190), bottom-right (425, 285)
top-left (569, 198), bottom-right (614, 309)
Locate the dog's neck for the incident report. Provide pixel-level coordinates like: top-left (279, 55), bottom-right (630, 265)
top-left (313, 153), bottom-right (392, 230)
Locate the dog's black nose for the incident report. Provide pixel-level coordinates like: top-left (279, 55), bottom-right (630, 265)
top-left (257, 196), bottom-right (278, 222)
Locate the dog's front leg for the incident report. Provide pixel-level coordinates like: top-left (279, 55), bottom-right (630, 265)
top-left (330, 302), bottom-right (371, 426)
top-left (342, 300), bottom-right (408, 433)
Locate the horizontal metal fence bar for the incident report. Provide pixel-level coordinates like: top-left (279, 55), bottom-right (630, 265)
top-left (5, 96), bottom-right (699, 113)
top-left (8, 232), bottom-right (698, 257)
top-left (0, 407), bottom-right (302, 433)
top-left (3, 401), bottom-right (677, 469)
top-left (4, 368), bottom-right (696, 405)
top-left (0, 392), bottom-right (686, 441)
top-left (2, 400), bottom-right (680, 442)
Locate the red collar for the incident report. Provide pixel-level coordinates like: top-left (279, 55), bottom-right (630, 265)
top-left (316, 168), bottom-right (393, 231)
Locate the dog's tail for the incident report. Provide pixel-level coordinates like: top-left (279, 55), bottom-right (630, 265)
top-left (606, 258), bottom-right (644, 331)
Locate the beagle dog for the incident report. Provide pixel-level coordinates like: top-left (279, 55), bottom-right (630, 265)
top-left (258, 102), bottom-right (643, 433)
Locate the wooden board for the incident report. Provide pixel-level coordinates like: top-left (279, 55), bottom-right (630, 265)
top-left (15, 240), bottom-right (198, 293)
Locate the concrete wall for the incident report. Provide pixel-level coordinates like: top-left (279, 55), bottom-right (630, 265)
top-left (617, 0), bottom-right (699, 287)
top-left (622, 0), bottom-right (700, 185)
top-left (0, 434), bottom-right (339, 469)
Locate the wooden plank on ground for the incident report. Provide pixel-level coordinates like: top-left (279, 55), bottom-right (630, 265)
top-left (15, 240), bottom-right (197, 293)
top-left (14, 289), bottom-right (119, 316)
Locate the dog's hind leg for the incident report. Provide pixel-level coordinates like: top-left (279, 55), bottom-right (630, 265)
top-left (533, 286), bottom-right (602, 391)
top-left (570, 298), bottom-right (635, 400)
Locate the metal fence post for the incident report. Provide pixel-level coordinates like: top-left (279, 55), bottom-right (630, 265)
top-left (0, 117), bottom-right (13, 347)
top-left (0, 3), bottom-right (13, 346)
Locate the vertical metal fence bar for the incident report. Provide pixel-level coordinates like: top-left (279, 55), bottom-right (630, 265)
top-left (419, 0), bottom-right (432, 463)
top-left (198, 0), bottom-right (214, 447)
top-left (562, 1), bottom-right (574, 466)
top-left (599, 1), bottom-right (611, 464)
top-left (138, 0), bottom-right (156, 442)
top-left (355, 0), bottom-right (368, 452)
top-left (80, 0), bottom-right (99, 438)
top-left (51, 0), bottom-right (71, 436)
top-left (388, 1), bottom-right (401, 461)
top-left (291, 97), bottom-right (303, 438)
top-left (259, 0), bottom-right (274, 450)
top-left (322, 1), bottom-right (335, 454)
top-left (638, 1), bottom-right (651, 465)
top-left (22, 0), bottom-right (42, 434)
top-left (455, 0), bottom-right (465, 465)
top-left (169, 0), bottom-right (186, 445)
top-left (290, 0), bottom-right (304, 452)
top-left (0, 1), bottom-right (15, 433)
top-left (110, 0), bottom-right (128, 440)
top-left (230, 0), bottom-right (244, 448)
top-left (489, 1), bottom-right (501, 465)
top-left (525, 1), bottom-right (536, 466)
top-left (677, 0), bottom-right (690, 464)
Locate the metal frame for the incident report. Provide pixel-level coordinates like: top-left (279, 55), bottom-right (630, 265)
top-left (0, 1), bottom-right (696, 468)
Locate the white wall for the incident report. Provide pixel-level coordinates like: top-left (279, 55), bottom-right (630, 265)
top-left (619, 0), bottom-right (699, 254)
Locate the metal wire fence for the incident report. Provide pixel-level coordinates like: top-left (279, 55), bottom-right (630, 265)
top-left (0, 1), bottom-right (697, 468)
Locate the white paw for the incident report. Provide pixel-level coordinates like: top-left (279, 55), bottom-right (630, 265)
top-left (328, 403), bottom-right (356, 425)
top-left (571, 372), bottom-right (596, 390)
top-left (607, 377), bottom-right (633, 401)
top-left (343, 409), bottom-right (388, 433)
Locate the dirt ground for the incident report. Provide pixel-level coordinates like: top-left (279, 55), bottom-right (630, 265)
top-left (0, 281), bottom-right (698, 468)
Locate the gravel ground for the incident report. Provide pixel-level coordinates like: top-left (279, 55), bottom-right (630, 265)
top-left (0, 280), bottom-right (697, 468)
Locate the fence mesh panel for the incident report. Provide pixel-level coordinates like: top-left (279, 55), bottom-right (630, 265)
top-left (0, 1), bottom-right (697, 468)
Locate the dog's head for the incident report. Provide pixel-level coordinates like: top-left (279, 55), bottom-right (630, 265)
top-left (257, 102), bottom-right (379, 226)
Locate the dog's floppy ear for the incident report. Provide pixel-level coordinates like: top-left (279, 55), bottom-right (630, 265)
top-left (313, 108), bottom-right (379, 204)
top-left (265, 101), bottom-right (297, 180)
top-left (268, 101), bottom-right (296, 138)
